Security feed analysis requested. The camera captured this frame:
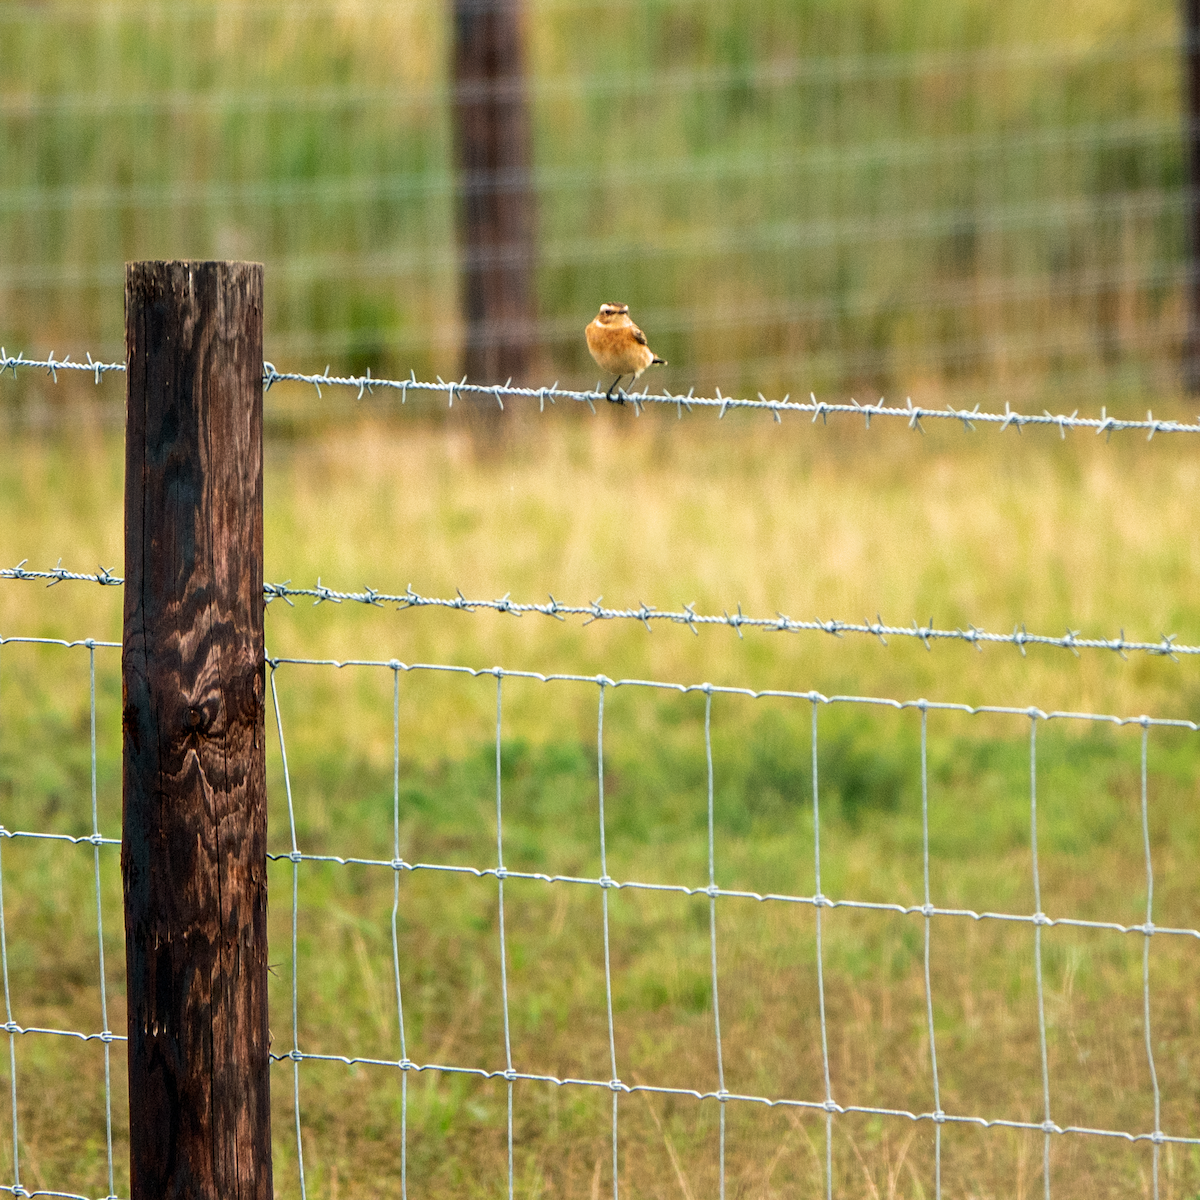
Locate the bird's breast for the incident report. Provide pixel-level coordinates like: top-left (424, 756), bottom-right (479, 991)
top-left (586, 321), bottom-right (648, 374)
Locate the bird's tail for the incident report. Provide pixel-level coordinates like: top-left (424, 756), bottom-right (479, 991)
top-left (652, 355), bottom-right (667, 365)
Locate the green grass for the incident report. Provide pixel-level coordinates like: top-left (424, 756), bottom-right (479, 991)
top-left (0, 0), bottom-right (1187, 406)
top-left (1, 410), bottom-right (1199, 1197)
top-left (3, 0), bottom-right (1199, 1193)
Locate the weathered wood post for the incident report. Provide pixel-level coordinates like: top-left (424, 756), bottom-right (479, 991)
top-left (122, 260), bottom-right (272, 1200)
top-left (452, 0), bottom-right (537, 406)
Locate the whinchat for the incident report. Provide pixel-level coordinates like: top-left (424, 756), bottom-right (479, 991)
top-left (585, 303), bottom-right (666, 403)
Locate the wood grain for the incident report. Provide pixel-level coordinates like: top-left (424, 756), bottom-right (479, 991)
top-left (122, 260), bottom-right (271, 1200)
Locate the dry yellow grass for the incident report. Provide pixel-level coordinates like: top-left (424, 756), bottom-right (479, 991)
top-left (1, 402), bottom-right (1199, 1198)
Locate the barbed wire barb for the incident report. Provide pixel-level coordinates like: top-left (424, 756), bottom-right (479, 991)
top-left (8, 351), bottom-right (1200, 437)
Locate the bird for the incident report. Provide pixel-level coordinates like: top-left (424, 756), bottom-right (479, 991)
top-left (585, 303), bottom-right (667, 403)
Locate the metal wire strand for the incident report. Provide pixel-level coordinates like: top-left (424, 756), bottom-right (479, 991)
top-left (269, 664), bottom-right (308, 1200)
top-left (919, 705), bottom-right (944, 1199)
top-left (390, 664), bottom-right (410, 1200)
top-left (259, 581), bottom-right (1200, 663)
top-left (1139, 722), bottom-right (1162, 1200)
top-left (1029, 717), bottom-right (1052, 1200)
top-left (3, 350), bottom-right (1200, 439)
top-left (86, 646), bottom-right (116, 1200)
top-left (494, 673), bottom-right (516, 1200)
top-left (0, 646), bottom-right (22, 1200)
top-left (704, 689), bottom-right (728, 1200)
top-left (597, 682), bottom-right (621, 1200)
top-left (811, 700), bottom-right (834, 1200)
top-left (8, 563), bottom-right (1198, 662)
top-left (0, 118), bottom-right (1184, 217)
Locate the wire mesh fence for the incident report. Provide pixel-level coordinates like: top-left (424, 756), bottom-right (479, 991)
top-left (0, 637), bottom-right (121, 1200)
top-left (2, 625), bottom-right (1198, 1198)
top-left (264, 655), bottom-right (1200, 1195)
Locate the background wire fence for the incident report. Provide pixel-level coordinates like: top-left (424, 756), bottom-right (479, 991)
top-left (0, 0), bottom-right (1190, 413)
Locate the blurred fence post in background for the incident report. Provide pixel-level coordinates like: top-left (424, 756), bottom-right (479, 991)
top-left (1185, 0), bottom-right (1200, 393)
top-left (452, 0), bottom-right (537, 419)
top-left (122, 261), bottom-right (272, 1200)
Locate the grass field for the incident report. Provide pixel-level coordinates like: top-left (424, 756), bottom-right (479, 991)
top-left (1, 395), bottom-right (1199, 1197)
top-left (0, 0), bottom-right (1187, 403)
top-left (3, 0), bottom-right (1199, 1194)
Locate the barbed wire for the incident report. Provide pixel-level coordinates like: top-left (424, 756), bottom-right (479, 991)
top-left (0, 318), bottom-right (1188, 428)
top-left (235, 362), bottom-right (1200, 437)
top-left (1, 564), bottom-right (123, 588)
top-left (265, 581), bottom-right (1200, 659)
top-left (4, 562), bottom-right (1196, 661)
top-left (3, 348), bottom-right (1196, 438)
top-left (0, 351), bottom-right (125, 385)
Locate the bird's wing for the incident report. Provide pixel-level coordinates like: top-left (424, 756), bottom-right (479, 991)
top-left (630, 324), bottom-right (648, 346)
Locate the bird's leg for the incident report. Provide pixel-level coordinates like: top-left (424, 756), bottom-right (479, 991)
top-left (605, 375), bottom-right (625, 404)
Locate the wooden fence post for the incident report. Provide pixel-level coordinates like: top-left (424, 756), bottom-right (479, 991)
top-left (452, 0), bottom-right (537, 401)
top-left (122, 261), bottom-right (271, 1200)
